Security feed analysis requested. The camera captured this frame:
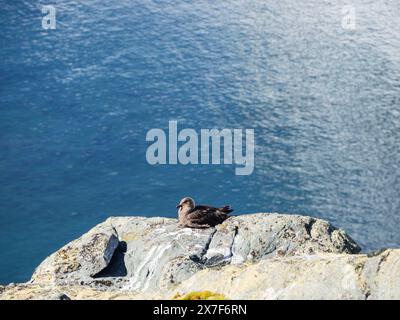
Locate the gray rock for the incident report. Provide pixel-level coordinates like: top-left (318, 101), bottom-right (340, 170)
top-left (2, 214), bottom-right (400, 300)
top-left (172, 249), bottom-right (400, 300)
top-left (1, 250), bottom-right (399, 300)
top-left (29, 213), bottom-right (360, 294)
top-left (205, 214), bottom-right (360, 266)
top-left (31, 223), bottom-right (119, 285)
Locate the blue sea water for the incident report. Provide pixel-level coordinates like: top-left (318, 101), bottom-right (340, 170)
top-left (1, 0), bottom-right (400, 284)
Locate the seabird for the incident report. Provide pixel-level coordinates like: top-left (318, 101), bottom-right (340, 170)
top-left (176, 197), bottom-right (233, 228)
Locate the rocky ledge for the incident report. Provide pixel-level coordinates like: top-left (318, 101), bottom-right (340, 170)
top-left (1, 213), bottom-right (399, 300)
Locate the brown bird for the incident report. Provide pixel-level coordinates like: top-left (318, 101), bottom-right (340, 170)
top-left (176, 197), bottom-right (233, 228)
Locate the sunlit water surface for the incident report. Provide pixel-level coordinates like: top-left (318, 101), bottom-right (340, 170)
top-left (1, 0), bottom-right (400, 283)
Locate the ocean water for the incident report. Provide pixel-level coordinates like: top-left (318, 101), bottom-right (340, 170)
top-left (1, 0), bottom-right (400, 284)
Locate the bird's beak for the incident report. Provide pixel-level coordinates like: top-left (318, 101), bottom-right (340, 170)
top-left (176, 204), bottom-right (182, 209)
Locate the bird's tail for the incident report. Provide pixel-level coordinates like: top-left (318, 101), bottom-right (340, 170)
top-left (220, 205), bottom-right (234, 214)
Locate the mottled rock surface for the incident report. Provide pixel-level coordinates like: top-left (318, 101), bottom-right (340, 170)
top-left (2, 213), bottom-right (398, 300)
top-left (29, 214), bottom-right (360, 292)
top-left (173, 249), bottom-right (400, 300)
top-left (31, 223), bottom-right (119, 285)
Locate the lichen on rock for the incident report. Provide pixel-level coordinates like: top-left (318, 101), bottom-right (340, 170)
top-left (172, 291), bottom-right (227, 300)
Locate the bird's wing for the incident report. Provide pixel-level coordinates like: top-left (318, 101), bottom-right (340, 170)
top-left (187, 205), bottom-right (230, 225)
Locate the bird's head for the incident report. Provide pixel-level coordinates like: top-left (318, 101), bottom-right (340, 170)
top-left (176, 197), bottom-right (195, 211)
